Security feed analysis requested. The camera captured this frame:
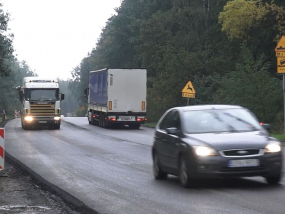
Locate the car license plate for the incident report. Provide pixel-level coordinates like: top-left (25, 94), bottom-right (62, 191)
top-left (39, 121), bottom-right (47, 124)
top-left (118, 116), bottom-right (135, 121)
top-left (228, 159), bottom-right (259, 167)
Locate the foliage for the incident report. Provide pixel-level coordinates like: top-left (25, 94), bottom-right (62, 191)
top-left (0, 60), bottom-right (36, 116)
top-left (213, 44), bottom-right (282, 123)
top-left (62, 0), bottom-right (285, 132)
top-left (219, 0), bottom-right (267, 40)
top-left (58, 80), bottom-right (78, 116)
top-left (0, 3), bottom-right (14, 77)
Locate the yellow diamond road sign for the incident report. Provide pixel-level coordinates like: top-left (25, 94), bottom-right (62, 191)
top-left (182, 81), bottom-right (195, 98)
top-left (275, 36), bottom-right (285, 52)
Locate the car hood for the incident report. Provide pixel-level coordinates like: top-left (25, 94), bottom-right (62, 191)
top-left (185, 131), bottom-right (273, 150)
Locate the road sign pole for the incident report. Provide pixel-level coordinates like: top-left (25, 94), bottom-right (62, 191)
top-left (283, 74), bottom-right (285, 134)
top-left (187, 98), bottom-right (189, 106)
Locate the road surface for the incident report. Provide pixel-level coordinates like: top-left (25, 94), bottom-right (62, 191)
top-left (4, 118), bottom-right (285, 214)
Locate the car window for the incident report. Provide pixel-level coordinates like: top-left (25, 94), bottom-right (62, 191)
top-left (169, 111), bottom-right (181, 130)
top-left (159, 111), bottom-right (173, 130)
top-left (183, 108), bottom-right (261, 134)
top-left (159, 110), bottom-right (181, 130)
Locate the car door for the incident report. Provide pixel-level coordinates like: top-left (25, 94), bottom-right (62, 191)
top-left (155, 110), bottom-right (173, 167)
top-left (163, 110), bottom-right (182, 169)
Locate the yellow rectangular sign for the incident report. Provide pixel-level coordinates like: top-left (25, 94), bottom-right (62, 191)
top-left (277, 57), bottom-right (285, 73)
top-left (182, 93), bottom-right (195, 98)
top-left (276, 52), bottom-right (285, 57)
top-left (278, 66), bottom-right (285, 73)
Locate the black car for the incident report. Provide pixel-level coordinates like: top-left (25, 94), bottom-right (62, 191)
top-left (152, 105), bottom-right (283, 188)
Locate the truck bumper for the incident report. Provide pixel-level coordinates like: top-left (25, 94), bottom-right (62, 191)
top-left (22, 116), bottom-right (61, 126)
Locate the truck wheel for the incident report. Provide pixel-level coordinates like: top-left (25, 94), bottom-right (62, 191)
top-left (54, 124), bottom-right (60, 130)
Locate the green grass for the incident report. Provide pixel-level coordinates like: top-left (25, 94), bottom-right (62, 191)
top-left (142, 122), bottom-right (157, 128)
top-left (270, 134), bottom-right (285, 141)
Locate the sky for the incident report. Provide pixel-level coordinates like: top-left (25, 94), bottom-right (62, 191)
top-left (2, 0), bottom-right (122, 80)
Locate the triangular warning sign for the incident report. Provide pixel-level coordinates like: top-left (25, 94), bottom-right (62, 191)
top-left (182, 81), bottom-right (195, 93)
top-left (275, 36), bottom-right (285, 52)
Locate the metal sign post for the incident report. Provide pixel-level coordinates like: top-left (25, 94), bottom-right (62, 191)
top-left (283, 75), bottom-right (285, 134)
top-left (275, 36), bottom-right (285, 133)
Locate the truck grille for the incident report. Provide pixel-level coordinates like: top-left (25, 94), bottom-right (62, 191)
top-left (30, 103), bottom-right (55, 116)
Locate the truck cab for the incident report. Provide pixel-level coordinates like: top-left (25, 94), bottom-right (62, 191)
top-left (17, 77), bottom-right (65, 130)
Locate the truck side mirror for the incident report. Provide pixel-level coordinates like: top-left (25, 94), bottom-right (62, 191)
top-left (84, 88), bottom-right (89, 97)
top-left (16, 86), bottom-right (23, 101)
top-left (61, 94), bottom-right (65, 100)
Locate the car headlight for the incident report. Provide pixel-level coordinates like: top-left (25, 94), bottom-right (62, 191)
top-left (265, 142), bottom-right (281, 153)
top-left (24, 116), bottom-right (33, 122)
top-left (194, 146), bottom-right (217, 156)
top-left (54, 116), bottom-right (61, 121)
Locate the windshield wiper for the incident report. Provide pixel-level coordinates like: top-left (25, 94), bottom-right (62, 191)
top-left (210, 112), bottom-right (239, 132)
top-left (223, 112), bottom-right (259, 131)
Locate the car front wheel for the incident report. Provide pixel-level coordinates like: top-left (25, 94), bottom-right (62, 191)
top-left (153, 153), bottom-right (167, 180)
top-left (265, 173), bottom-right (282, 185)
top-left (179, 156), bottom-right (193, 188)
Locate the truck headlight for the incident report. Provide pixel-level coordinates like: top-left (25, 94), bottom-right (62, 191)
top-left (194, 146), bottom-right (217, 156)
top-left (265, 142), bottom-right (281, 153)
top-left (24, 116), bottom-right (33, 122)
top-left (54, 116), bottom-right (61, 121)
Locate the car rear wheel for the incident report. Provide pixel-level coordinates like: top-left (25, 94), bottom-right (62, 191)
top-left (265, 173), bottom-right (282, 185)
top-left (153, 153), bottom-right (167, 180)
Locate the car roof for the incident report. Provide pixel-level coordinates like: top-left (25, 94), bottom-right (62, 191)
top-left (172, 104), bottom-right (244, 112)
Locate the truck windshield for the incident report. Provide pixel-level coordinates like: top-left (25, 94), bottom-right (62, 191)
top-left (25, 89), bottom-right (59, 101)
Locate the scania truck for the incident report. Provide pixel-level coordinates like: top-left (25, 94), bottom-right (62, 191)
top-left (17, 77), bottom-right (65, 130)
top-left (84, 68), bottom-right (147, 129)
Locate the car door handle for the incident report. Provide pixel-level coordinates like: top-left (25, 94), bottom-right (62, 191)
top-left (175, 143), bottom-right (179, 146)
top-left (162, 139), bottom-right (167, 142)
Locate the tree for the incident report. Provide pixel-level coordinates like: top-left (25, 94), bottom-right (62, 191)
top-left (214, 44), bottom-right (282, 123)
top-left (0, 3), bottom-right (14, 77)
top-left (0, 60), bottom-right (36, 117)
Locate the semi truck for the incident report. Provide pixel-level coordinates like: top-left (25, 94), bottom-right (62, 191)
top-left (17, 77), bottom-right (65, 130)
top-left (84, 68), bottom-right (147, 129)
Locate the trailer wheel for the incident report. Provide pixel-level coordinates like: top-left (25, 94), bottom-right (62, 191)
top-left (99, 114), bottom-right (103, 127)
top-left (129, 124), bottom-right (141, 129)
top-left (102, 114), bottom-right (109, 128)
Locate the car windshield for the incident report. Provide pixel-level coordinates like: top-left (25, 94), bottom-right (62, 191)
top-left (25, 89), bottom-right (59, 101)
top-left (183, 108), bottom-right (262, 134)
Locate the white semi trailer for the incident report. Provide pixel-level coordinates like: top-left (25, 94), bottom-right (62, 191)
top-left (84, 68), bottom-right (147, 129)
top-left (17, 77), bottom-right (65, 130)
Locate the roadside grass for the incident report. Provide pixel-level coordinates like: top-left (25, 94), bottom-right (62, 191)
top-left (270, 134), bottom-right (285, 141)
top-left (143, 122), bottom-right (156, 128)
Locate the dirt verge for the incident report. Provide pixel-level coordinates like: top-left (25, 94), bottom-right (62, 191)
top-left (0, 119), bottom-right (86, 214)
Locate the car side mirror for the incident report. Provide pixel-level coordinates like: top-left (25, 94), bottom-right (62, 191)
top-left (166, 127), bottom-right (179, 135)
top-left (84, 88), bottom-right (89, 97)
top-left (61, 94), bottom-right (65, 100)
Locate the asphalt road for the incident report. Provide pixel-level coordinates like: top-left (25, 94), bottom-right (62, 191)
top-left (4, 118), bottom-right (285, 214)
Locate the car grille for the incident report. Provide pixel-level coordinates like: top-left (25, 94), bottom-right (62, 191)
top-left (219, 149), bottom-right (264, 157)
top-left (221, 166), bottom-right (265, 172)
top-left (30, 103), bottom-right (55, 116)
